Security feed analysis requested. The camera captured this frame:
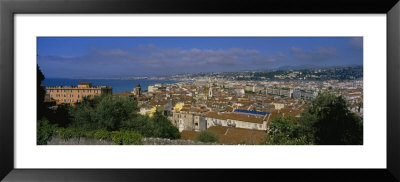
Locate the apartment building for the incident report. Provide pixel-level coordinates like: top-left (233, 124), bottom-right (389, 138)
top-left (203, 110), bottom-right (271, 131)
top-left (45, 82), bottom-right (112, 106)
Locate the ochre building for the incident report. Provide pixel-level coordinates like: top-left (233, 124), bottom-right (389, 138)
top-left (45, 82), bottom-right (112, 106)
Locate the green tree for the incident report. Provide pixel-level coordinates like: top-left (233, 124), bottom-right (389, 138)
top-left (194, 130), bottom-right (219, 143)
top-left (37, 65), bottom-right (46, 120)
top-left (265, 116), bottom-right (312, 145)
top-left (146, 111), bottom-right (180, 139)
top-left (47, 104), bottom-right (73, 127)
top-left (69, 102), bottom-right (97, 130)
top-left (121, 112), bottom-right (180, 139)
top-left (121, 115), bottom-right (149, 133)
top-left (94, 95), bottom-right (139, 131)
top-left (70, 95), bottom-right (139, 131)
top-left (300, 91), bottom-right (363, 145)
top-left (69, 95), bottom-right (180, 139)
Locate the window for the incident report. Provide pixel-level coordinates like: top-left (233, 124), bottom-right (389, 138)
top-left (50, 90), bottom-right (53, 93)
top-left (71, 99), bottom-right (74, 102)
top-left (64, 94), bottom-right (66, 97)
top-left (83, 94), bottom-right (85, 97)
top-left (82, 90), bottom-right (85, 93)
top-left (195, 123), bottom-right (198, 126)
top-left (77, 90), bottom-right (80, 93)
top-left (95, 90), bottom-right (98, 94)
top-left (57, 90), bottom-right (59, 93)
top-left (70, 90), bottom-right (73, 92)
top-left (77, 99), bottom-right (80, 102)
top-left (64, 99), bottom-right (66, 102)
top-left (70, 94), bottom-right (73, 97)
top-left (88, 90), bottom-right (91, 93)
top-left (63, 90), bottom-right (66, 93)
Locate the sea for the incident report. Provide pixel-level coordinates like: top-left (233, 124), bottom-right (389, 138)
top-left (42, 78), bottom-right (180, 93)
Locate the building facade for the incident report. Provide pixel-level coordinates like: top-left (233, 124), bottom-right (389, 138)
top-left (169, 112), bottom-right (195, 132)
top-left (132, 84), bottom-right (141, 96)
top-left (203, 110), bottom-right (270, 131)
top-left (45, 82), bottom-right (112, 106)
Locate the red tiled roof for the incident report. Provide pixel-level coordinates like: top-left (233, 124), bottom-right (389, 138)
top-left (203, 111), bottom-right (266, 124)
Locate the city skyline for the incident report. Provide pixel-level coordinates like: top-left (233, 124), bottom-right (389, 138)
top-left (37, 37), bottom-right (363, 79)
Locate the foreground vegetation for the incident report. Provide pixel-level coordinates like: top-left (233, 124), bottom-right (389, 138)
top-left (37, 66), bottom-right (180, 145)
top-left (38, 94), bottom-right (180, 145)
top-left (265, 92), bottom-right (363, 145)
top-left (37, 119), bottom-right (142, 145)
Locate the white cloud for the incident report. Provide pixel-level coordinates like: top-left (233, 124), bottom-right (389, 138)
top-left (38, 44), bottom-right (288, 78)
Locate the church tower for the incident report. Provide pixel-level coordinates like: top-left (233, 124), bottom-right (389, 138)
top-left (133, 84), bottom-right (141, 96)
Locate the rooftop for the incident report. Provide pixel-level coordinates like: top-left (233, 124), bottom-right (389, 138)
top-left (181, 126), bottom-right (267, 145)
top-left (233, 109), bottom-right (269, 116)
top-left (78, 82), bottom-right (92, 85)
top-left (46, 85), bottom-right (112, 89)
top-left (203, 111), bottom-right (268, 124)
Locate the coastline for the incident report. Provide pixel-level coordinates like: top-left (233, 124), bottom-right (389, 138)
top-left (42, 78), bottom-right (181, 93)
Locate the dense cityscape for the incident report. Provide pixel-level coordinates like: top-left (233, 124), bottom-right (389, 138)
top-left (39, 65), bottom-right (363, 145)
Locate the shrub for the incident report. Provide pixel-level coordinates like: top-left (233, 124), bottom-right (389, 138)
top-left (37, 119), bottom-right (56, 145)
top-left (110, 130), bottom-right (142, 145)
top-left (111, 131), bottom-right (123, 145)
top-left (121, 130), bottom-right (142, 145)
top-left (194, 130), bottom-right (219, 143)
top-left (54, 128), bottom-right (142, 145)
top-left (92, 129), bottom-right (111, 140)
top-left (57, 127), bottom-right (83, 141)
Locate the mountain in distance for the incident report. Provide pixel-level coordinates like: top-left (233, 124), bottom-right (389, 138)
top-left (275, 64), bottom-right (363, 71)
top-left (275, 64), bottom-right (323, 70)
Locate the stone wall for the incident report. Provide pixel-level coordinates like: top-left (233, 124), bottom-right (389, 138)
top-left (47, 136), bottom-right (219, 145)
top-left (47, 136), bottom-right (115, 145)
top-left (141, 138), bottom-right (219, 145)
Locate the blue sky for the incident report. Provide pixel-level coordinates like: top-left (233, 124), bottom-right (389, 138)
top-left (37, 37), bottom-right (363, 78)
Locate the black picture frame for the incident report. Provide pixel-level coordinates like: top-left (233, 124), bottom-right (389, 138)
top-left (1, 0), bottom-right (399, 181)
